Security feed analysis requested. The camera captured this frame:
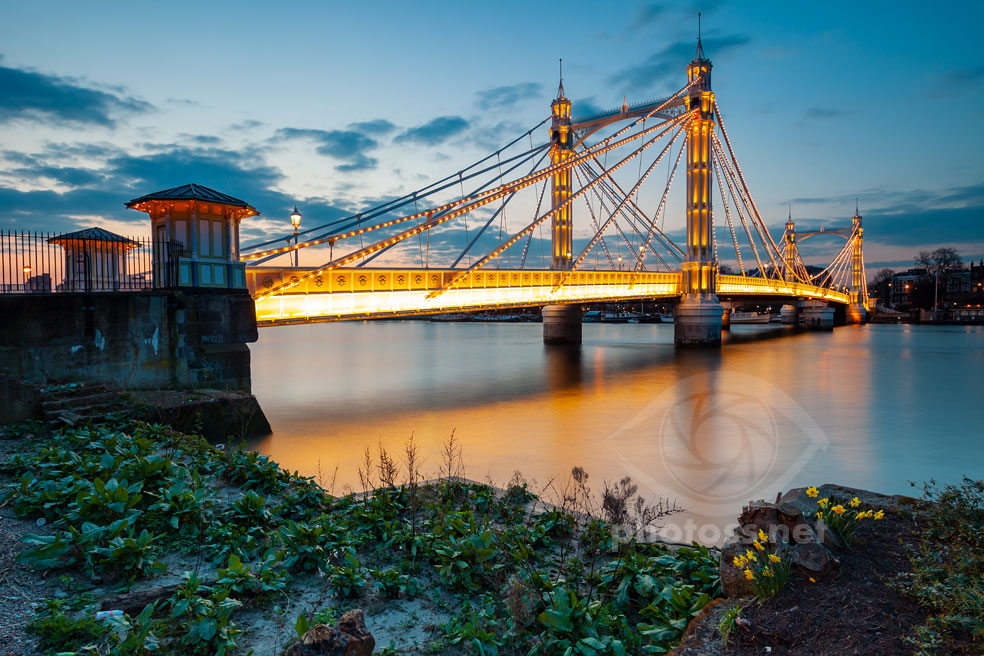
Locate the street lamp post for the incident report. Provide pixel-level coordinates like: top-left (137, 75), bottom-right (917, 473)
top-left (290, 206), bottom-right (302, 267)
top-left (23, 265), bottom-right (31, 292)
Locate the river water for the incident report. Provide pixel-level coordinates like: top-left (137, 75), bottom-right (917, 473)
top-left (249, 321), bottom-right (984, 542)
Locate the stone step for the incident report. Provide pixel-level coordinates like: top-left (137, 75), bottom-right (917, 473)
top-left (42, 391), bottom-right (120, 411)
top-left (41, 381), bottom-right (107, 399)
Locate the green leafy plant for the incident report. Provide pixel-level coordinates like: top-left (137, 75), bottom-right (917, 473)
top-left (893, 477), bottom-right (984, 653)
top-left (93, 528), bottom-right (165, 582)
top-left (331, 551), bottom-right (367, 598)
top-left (278, 520), bottom-right (332, 573)
top-left (166, 572), bottom-right (242, 656)
top-left (370, 566), bottom-right (420, 599)
top-left (718, 603), bottom-right (742, 646)
top-left (27, 598), bottom-right (107, 653)
top-left (216, 552), bottom-right (289, 599)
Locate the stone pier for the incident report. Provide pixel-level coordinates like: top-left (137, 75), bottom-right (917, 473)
top-left (720, 301), bottom-right (733, 331)
top-left (674, 297), bottom-right (724, 347)
top-left (800, 300), bottom-right (835, 330)
top-left (542, 304), bottom-right (582, 345)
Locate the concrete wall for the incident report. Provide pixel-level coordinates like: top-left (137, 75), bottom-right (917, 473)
top-left (0, 290), bottom-right (257, 392)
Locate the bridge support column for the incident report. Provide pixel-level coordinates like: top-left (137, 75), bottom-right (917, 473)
top-left (800, 300), bottom-right (834, 330)
top-left (846, 303), bottom-right (866, 324)
top-left (779, 304), bottom-right (799, 324)
top-left (720, 301), bottom-right (732, 331)
top-left (542, 304), bottom-right (581, 345)
top-left (674, 42), bottom-right (722, 348)
top-left (675, 297), bottom-right (724, 347)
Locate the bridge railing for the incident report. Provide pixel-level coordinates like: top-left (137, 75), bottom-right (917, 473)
top-left (717, 274), bottom-right (851, 304)
top-left (247, 267), bottom-right (684, 323)
top-left (0, 230), bottom-right (180, 294)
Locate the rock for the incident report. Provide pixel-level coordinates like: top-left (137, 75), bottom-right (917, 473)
top-left (719, 536), bottom-right (756, 598)
top-left (288, 609), bottom-right (375, 656)
top-left (790, 542), bottom-right (838, 578)
top-left (815, 517), bottom-right (844, 549)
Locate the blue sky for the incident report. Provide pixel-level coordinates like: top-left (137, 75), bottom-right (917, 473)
top-left (0, 0), bottom-right (982, 271)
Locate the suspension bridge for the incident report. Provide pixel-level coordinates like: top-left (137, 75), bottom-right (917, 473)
top-left (215, 40), bottom-right (870, 346)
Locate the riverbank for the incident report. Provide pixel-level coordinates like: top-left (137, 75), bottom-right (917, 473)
top-left (0, 419), bottom-right (720, 654)
top-left (1, 419), bottom-right (980, 654)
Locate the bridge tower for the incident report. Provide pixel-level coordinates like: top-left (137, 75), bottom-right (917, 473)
top-left (674, 36), bottom-right (724, 347)
top-left (542, 64), bottom-right (582, 345)
top-left (549, 71), bottom-right (574, 269)
top-left (783, 210), bottom-right (797, 282)
top-left (846, 205), bottom-right (866, 323)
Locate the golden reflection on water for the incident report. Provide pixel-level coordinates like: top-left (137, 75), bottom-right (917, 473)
top-left (250, 321), bottom-right (984, 543)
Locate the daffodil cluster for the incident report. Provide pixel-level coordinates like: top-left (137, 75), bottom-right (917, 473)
top-left (731, 528), bottom-right (791, 599)
top-left (805, 487), bottom-right (884, 546)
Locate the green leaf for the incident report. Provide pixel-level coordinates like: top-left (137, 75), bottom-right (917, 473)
top-left (295, 612), bottom-right (309, 638)
top-left (198, 617), bottom-right (218, 641)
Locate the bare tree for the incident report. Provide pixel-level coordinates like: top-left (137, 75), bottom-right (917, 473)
top-left (916, 248), bottom-right (964, 309)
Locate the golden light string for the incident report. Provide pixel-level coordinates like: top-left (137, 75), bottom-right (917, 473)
top-left (715, 107), bottom-right (792, 273)
top-left (712, 138), bottom-right (767, 276)
top-left (427, 111), bottom-right (696, 300)
top-left (711, 134), bottom-right (786, 279)
top-left (711, 156), bottom-right (746, 275)
top-left (571, 164), bottom-right (617, 269)
top-left (632, 138), bottom-right (687, 273)
top-left (582, 163), bottom-right (672, 273)
top-left (576, 162), bottom-right (663, 271)
top-left (555, 122), bottom-right (689, 291)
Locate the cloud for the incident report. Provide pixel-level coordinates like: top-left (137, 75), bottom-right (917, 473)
top-left (275, 127), bottom-right (379, 171)
top-left (475, 83), bottom-right (543, 109)
top-left (178, 134), bottom-right (223, 145)
top-left (607, 34), bottom-right (751, 92)
top-left (631, 3), bottom-right (665, 30)
top-left (0, 57), bottom-right (152, 127)
top-left (11, 164), bottom-right (105, 187)
top-left (395, 116), bottom-right (469, 146)
top-left (786, 184), bottom-right (984, 259)
top-left (230, 119), bottom-right (263, 131)
top-left (803, 107), bottom-right (851, 120)
top-left (348, 119), bottom-right (397, 136)
top-left (940, 66), bottom-right (984, 85)
top-left (571, 97), bottom-right (609, 120)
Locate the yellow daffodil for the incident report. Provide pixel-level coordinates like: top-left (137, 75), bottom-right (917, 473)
top-left (874, 510), bottom-right (884, 520)
top-left (809, 577), bottom-right (816, 583)
top-left (753, 540), bottom-right (765, 551)
top-left (849, 497), bottom-right (861, 508)
top-left (832, 505), bottom-right (846, 515)
top-left (806, 486), bottom-right (819, 498)
top-left (768, 553), bottom-right (781, 563)
top-left (733, 556), bottom-right (745, 568)
top-left (744, 568), bottom-right (755, 581)
top-left (758, 528), bottom-right (768, 542)
top-left (763, 567), bottom-right (773, 577)
top-left (817, 511), bottom-right (824, 520)
top-left (745, 550), bottom-right (756, 561)
top-left (817, 498), bottom-right (829, 508)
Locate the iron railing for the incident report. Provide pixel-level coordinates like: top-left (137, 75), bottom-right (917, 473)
top-left (0, 231), bottom-right (180, 294)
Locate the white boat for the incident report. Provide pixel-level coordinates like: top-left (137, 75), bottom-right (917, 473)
top-left (730, 311), bottom-right (771, 324)
top-left (659, 313), bottom-right (674, 323)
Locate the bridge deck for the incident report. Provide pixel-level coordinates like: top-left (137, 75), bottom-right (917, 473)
top-left (247, 268), bottom-right (850, 325)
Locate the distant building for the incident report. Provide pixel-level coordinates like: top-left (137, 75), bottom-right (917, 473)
top-left (888, 268), bottom-right (927, 308)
